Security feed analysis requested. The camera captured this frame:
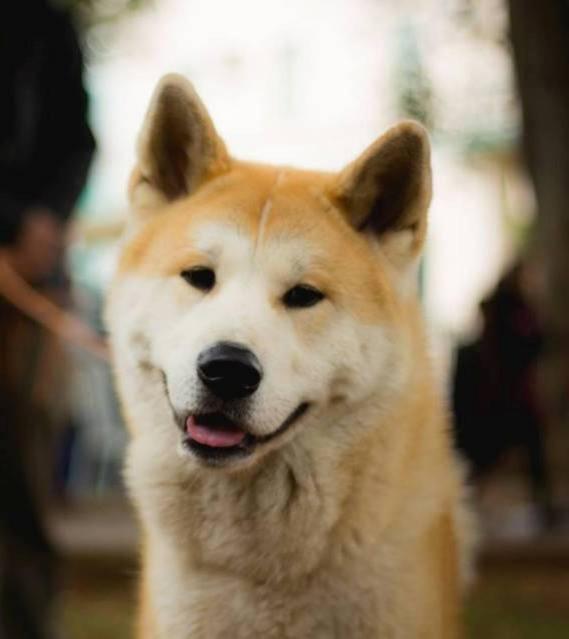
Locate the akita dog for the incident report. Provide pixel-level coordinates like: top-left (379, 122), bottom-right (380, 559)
top-left (106, 74), bottom-right (473, 638)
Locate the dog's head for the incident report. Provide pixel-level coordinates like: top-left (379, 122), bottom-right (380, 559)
top-left (107, 75), bottom-right (432, 471)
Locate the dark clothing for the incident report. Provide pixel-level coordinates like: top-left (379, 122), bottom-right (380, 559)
top-left (453, 268), bottom-right (543, 472)
top-left (0, 2), bottom-right (95, 637)
top-left (1, 390), bottom-right (58, 639)
top-left (453, 342), bottom-right (544, 476)
top-left (452, 266), bottom-right (554, 525)
top-left (0, 301), bottom-right (60, 639)
top-left (0, 0), bottom-right (95, 244)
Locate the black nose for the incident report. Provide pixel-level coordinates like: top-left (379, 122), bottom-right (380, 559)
top-left (197, 341), bottom-right (263, 401)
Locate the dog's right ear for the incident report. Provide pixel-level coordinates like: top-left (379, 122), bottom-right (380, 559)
top-left (129, 74), bottom-right (230, 215)
top-left (332, 122), bottom-right (431, 271)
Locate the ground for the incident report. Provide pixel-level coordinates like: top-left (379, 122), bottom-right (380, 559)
top-left (60, 560), bottom-right (569, 639)
top-left (52, 486), bottom-right (569, 638)
top-left (466, 568), bottom-right (569, 638)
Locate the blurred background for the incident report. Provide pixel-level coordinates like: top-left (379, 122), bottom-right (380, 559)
top-left (1, 0), bottom-right (569, 637)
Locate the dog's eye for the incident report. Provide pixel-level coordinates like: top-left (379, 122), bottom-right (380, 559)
top-left (181, 267), bottom-right (216, 292)
top-left (283, 284), bottom-right (325, 309)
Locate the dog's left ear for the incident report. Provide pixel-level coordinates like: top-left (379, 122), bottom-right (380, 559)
top-left (129, 74), bottom-right (230, 214)
top-left (332, 121), bottom-right (431, 269)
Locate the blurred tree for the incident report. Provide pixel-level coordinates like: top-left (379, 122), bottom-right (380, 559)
top-left (507, 2), bottom-right (569, 433)
top-left (393, 21), bottom-right (433, 128)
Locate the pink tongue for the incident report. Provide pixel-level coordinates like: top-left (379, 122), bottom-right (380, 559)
top-left (186, 416), bottom-right (246, 448)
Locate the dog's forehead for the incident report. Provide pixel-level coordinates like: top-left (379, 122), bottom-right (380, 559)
top-left (191, 187), bottom-right (342, 270)
top-left (119, 164), bottom-right (347, 276)
top-left (116, 163), bottom-right (394, 325)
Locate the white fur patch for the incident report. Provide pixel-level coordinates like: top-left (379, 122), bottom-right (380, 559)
top-left (107, 218), bottom-right (400, 456)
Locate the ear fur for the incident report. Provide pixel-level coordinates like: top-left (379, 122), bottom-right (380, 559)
top-left (332, 121), bottom-right (432, 267)
top-left (130, 74), bottom-right (230, 212)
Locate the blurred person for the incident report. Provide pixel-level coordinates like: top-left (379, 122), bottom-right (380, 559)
top-left (452, 260), bottom-right (556, 530)
top-left (0, 1), bottom-right (96, 637)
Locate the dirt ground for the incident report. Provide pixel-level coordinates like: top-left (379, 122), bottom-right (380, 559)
top-left (466, 567), bottom-right (569, 638)
top-left (60, 560), bottom-right (569, 639)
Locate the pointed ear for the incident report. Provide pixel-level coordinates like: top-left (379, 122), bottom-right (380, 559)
top-left (129, 74), bottom-right (230, 212)
top-left (332, 121), bottom-right (432, 268)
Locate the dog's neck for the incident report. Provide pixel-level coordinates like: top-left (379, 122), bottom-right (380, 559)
top-left (129, 382), bottom-right (446, 588)
top-left (132, 438), bottom-right (345, 584)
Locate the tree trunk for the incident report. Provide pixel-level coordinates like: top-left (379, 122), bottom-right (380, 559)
top-left (508, 0), bottom-right (569, 495)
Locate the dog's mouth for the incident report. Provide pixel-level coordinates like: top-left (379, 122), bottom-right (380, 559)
top-left (181, 403), bottom-right (310, 465)
top-left (187, 412), bottom-right (248, 448)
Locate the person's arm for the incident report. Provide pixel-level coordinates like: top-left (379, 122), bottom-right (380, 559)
top-left (0, 252), bottom-right (108, 361)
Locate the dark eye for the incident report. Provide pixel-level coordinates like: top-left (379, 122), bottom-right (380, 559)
top-left (181, 266), bottom-right (216, 291)
top-left (283, 284), bottom-right (325, 309)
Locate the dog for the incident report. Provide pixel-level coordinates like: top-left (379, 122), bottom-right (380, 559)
top-left (106, 74), bottom-right (473, 639)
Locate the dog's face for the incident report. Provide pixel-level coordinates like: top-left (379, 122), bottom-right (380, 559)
top-left (107, 75), bottom-right (431, 471)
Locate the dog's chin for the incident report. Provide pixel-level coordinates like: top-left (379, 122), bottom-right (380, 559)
top-left (177, 403), bottom-right (310, 469)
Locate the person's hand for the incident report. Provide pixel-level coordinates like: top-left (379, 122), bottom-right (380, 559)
top-left (5, 209), bottom-right (63, 281)
top-left (58, 313), bottom-right (110, 361)
top-left (0, 254), bottom-right (109, 362)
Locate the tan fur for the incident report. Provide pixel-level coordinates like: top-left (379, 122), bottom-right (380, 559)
top-left (106, 75), bottom-right (473, 639)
